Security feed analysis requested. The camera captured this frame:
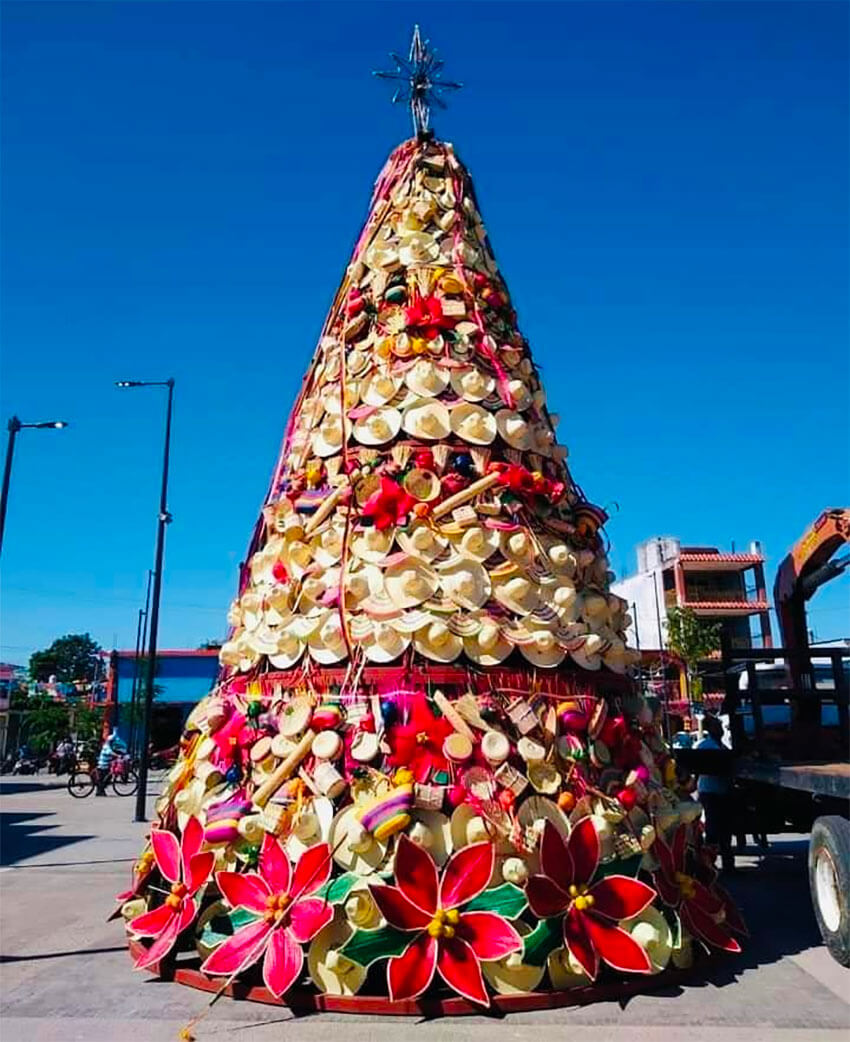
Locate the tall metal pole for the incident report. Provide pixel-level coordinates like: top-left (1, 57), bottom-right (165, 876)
top-left (0, 417), bottom-right (22, 557)
top-left (129, 570), bottom-right (153, 758)
top-left (134, 380), bottom-right (174, 821)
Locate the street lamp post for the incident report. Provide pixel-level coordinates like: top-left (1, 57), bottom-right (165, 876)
top-left (116, 380), bottom-right (174, 821)
top-left (128, 569), bottom-right (153, 759)
top-left (0, 416), bottom-right (68, 556)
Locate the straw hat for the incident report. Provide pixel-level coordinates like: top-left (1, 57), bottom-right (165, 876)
top-left (547, 542), bottom-right (577, 576)
top-left (385, 559), bottom-right (439, 609)
top-left (364, 241), bottom-right (401, 271)
top-left (402, 468), bottom-right (441, 502)
top-left (450, 367), bottom-right (495, 402)
top-left (505, 379), bottom-right (532, 412)
top-left (285, 797), bottom-right (334, 862)
top-left (519, 626), bottom-right (566, 668)
top-left (397, 522), bottom-right (447, 562)
top-left (482, 921), bottom-right (544, 996)
top-left (398, 231), bottom-right (440, 266)
top-left (307, 916), bottom-right (366, 997)
top-left (407, 810), bottom-right (452, 866)
top-left (463, 618), bottom-right (513, 666)
top-left (450, 402), bottom-right (497, 445)
top-left (312, 415), bottom-right (348, 458)
top-left (547, 946), bottom-right (591, 989)
top-left (546, 582), bottom-right (579, 623)
top-left (343, 562), bottom-right (385, 605)
top-left (531, 424), bottom-right (555, 456)
top-left (350, 526), bottom-right (395, 564)
top-left (360, 371), bottom-right (402, 407)
top-left (406, 359), bottom-right (449, 398)
top-left (352, 407), bottom-right (401, 446)
top-left (281, 539), bottom-right (313, 579)
top-left (321, 383), bottom-right (358, 416)
top-left (493, 575), bottom-right (540, 615)
top-left (570, 633), bottom-right (604, 671)
top-left (312, 524), bottom-right (345, 569)
top-left (414, 620), bottom-right (463, 662)
top-left (329, 804), bottom-right (389, 875)
top-left (501, 529), bottom-right (535, 566)
top-left (402, 398), bottom-right (450, 441)
top-left (307, 612), bottom-right (348, 664)
top-left (451, 524), bottom-right (500, 562)
top-left (437, 558), bottom-right (491, 610)
top-left (245, 623), bottom-right (284, 657)
top-left (359, 621), bottom-right (410, 663)
top-left (496, 410), bottom-right (531, 450)
top-left (267, 631), bottom-right (305, 670)
top-left (625, 906), bottom-right (673, 973)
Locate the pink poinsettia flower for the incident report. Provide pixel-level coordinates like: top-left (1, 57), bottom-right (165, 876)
top-left (652, 825), bottom-right (742, 952)
top-left (361, 477), bottom-right (415, 531)
top-left (200, 834), bottom-right (333, 997)
top-left (369, 836), bottom-right (522, 1006)
top-left (129, 818), bottom-right (215, 970)
top-left (525, 818), bottom-right (656, 980)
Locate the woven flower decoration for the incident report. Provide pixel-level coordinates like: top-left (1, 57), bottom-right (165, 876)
top-left (369, 836), bottom-right (522, 1006)
top-left (653, 825), bottom-right (742, 953)
top-left (386, 695), bottom-right (454, 783)
top-left (201, 834), bottom-right (333, 997)
top-left (129, 818), bottom-right (215, 970)
top-left (525, 818), bottom-right (657, 980)
top-left (362, 477), bottom-right (415, 531)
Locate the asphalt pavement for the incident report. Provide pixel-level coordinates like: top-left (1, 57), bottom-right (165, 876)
top-left (1, 775), bottom-right (847, 1042)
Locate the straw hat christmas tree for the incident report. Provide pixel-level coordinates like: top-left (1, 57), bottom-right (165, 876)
top-left (120, 28), bottom-right (744, 1014)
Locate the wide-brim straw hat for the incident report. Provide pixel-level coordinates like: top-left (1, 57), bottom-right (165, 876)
top-left (546, 541), bottom-right (577, 576)
top-left (350, 525), bottom-right (396, 564)
top-left (518, 625), bottom-right (566, 668)
top-left (402, 467), bottom-right (441, 503)
top-left (450, 366), bottom-right (495, 402)
top-left (321, 384), bottom-right (359, 417)
top-left (482, 921), bottom-right (545, 996)
top-left (437, 557), bottom-right (491, 610)
top-left (450, 804), bottom-right (514, 856)
top-left (285, 796), bottom-right (334, 862)
top-left (364, 241), bottom-right (401, 271)
top-left (312, 415), bottom-right (349, 458)
top-left (343, 562), bottom-right (385, 606)
top-left (544, 581), bottom-right (579, 623)
top-left (360, 371), bottom-right (402, 407)
top-left (312, 523), bottom-right (345, 569)
top-left (496, 409), bottom-right (532, 450)
top-left (531, 423), bottom-right (555, 456)
top-left (352, 406), bottom-right (401, 446)
top-left (307, 611), bottom-right (349, 664)
top-left (493, 575), bottom-right (540, 615)
top-left (414, 620), bottom-right (463, 663)
top-left (463, 618), bottom-right (513, 666)
top-left (547, 946), bottom-right (592, 989)
top-left (402, 397), bottom-right (451, 441)
top-left (281, 538), bottom-right (314, 580)
top-left (307, 916), bottom-right (366, 997)
top-left (329, 804), bottom-right (389, 875)
top-left (501, 529), bottom-right (535, 566)
top-left (405, 358), bottom-right (449, 398)
top-left (626, 906), bottom-right (673, 973)
top-left (506, 378), bottom-right (533, 411)
top-left (359, 620), bottom-right (410, 663)
top-left (407, 810), bottom-right (452, 866)
top-left (398, 231), bottom-right (440, 266)
top-left (267, 630), bottom-right (306, 669)
top-left (570, 633), bottom-right (604, 671)
top-left (449, 523), bottom-right (500, 562)
top-left (397, 521), bottom-right (447, 562)
top-left (450, 402), bottom-right (497, 445)
top-left (385, 558), bottom-right (439, 609)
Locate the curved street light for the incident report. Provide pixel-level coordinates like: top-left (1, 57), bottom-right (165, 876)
top-left (0, 416), bottom-right (69, 556)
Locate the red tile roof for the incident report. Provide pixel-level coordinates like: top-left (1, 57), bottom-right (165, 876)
top-left (679, 552), bottom-right (763, 564)
top-left (686, 600), bottom-right (770, 612)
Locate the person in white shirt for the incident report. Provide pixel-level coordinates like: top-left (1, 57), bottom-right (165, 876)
top-left (696, 715), bottom-right (735, 872)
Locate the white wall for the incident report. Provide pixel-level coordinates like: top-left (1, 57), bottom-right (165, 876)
top-left (612, 568), bottom-right (668, 650)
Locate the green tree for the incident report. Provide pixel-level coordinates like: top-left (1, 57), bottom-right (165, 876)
top-left (29, 633), bottom-right (102, 683)
top-left (665, 607), bottom-right (722, 704)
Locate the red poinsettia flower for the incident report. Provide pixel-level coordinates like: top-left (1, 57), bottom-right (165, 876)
top-left (129, 818), bottom-right (215, 970)
top-left (525, 818), bottom-right (656, 980)
top-left (405, 294), bottom-right (454, 340)
top-left (201, 834), bottom-right (333, 997)
top-left (386, 695), bottom-right (454, 783)
top-left (361, 477), bottom-right (415, 531)
top-left (652, 825), bottom-right (742, 952)
top-left (369, 836), bottom-right (521, 1006)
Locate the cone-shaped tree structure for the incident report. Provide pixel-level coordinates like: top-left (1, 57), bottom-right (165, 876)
top-left (120, 134), bottom-right (743, 1009)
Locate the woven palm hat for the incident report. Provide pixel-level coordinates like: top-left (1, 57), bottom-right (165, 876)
top-left (350, 525), bottom-right (395, 564)
top-left (397, 521), bottom-right (447, 562)
top-left (570, 632), bottom-right (604, 671)
top-left (307, 611), bottom-right (348, 664)
top-left (437, 557), bottom-right (491, 610)
top-left (531, 423), bottom-right (555, 457)
top-left (482, 921), bottom-right (544, 996)
top-left (267, 630), bottom-right (306, 670)
top-left (547, 542), bottom-right (577, 576)
top-left (364, 240), bottom-right (401, 272)
top-left (493, 575), bottom-right (540, 616)
top-left (545, 581), bottom-right (579, 622)
top-left (407, 810), bottom-right (452, 866)
top-left (547, 947), bottom-right (592, 990)
top-left (359, 620), bottom-right (410, 663)
top-left (449, 523), bottom-right (500, 562)
top-left (414, 620), bottom-right (463, 663)
top-left (450, 367), bottom-right (495, 402)
top-left (463, 617), bottom-right (513, 666)
top-left (450, 402), bottom-right (497, 445)
top-left (312, 523), bottom-right (345, 569)
top-left (495, 409), bottom-right (532, 450)
top-left (312, 414), bottom-right (348, 458)
top-left (401, 397), bottom-right (450, 441)
top-left (342, 562), bottom-right (385, 607)
top-left (307, 916), bottom-right (366, 997)
top-left (405, 358), bottom-right (449, 398)
top-left (321, 383), bottom-right (358, 417)
top-left (505, 378), bottom-right (533, 412)
top-left (281, 538), bottom-right (314, 580)
top-left (501, 529), bottom-right (535, 566)
top-left (285, 796), bottom-right (334, 862)
top-left (518, 624), bottom-right (566, 668)
top-left (402, 467), bottom-right (441, 503)
top-left (626, 906), bottom-right (673, 973)
top-left (245, 623), bottom-right (285, 657)
top-left (385, 558), bottom-right (439, 609)
top-left (352, 407), bottom-right (401, 446)
top-left (329, 804), bottom-right (389, 875)
top-left (398, 230), bottom-right (440, 266)
top-left (360, 370), bottom-right (402, 407)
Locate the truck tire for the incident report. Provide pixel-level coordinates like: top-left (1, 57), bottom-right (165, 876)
top-left (808, 816), bottom-right (850, 966)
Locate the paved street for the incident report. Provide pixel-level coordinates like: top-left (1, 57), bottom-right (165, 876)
top-left (1, 775), bottom-right (848, 1042)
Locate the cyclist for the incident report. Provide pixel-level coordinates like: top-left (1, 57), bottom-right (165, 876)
top-left (95, 729), bottom-right (126, 796)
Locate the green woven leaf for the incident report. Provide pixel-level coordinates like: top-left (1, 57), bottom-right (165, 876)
top-left (317, 872), bottom-right (359, 905)
top-left (198, 906), bottom-right (259, 950)
top-left (522, 916), bottom-right (564, 967)
top-left (340, 925), bottom-right (411, 967)
top-left (465, 883), bottom-right (527, 919)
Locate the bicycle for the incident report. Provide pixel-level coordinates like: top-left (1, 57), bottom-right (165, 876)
top-left (67, 755), bottom-right (138, 798)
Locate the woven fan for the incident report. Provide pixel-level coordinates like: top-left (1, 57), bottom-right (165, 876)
top-left (431, 444), bottom-right (451, 471)
top-left (391, 444), bottom-right (412, 469)
top-left (469, 446), bottom-right (491, 474)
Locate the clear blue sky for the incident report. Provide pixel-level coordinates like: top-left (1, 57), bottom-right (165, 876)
top-left (1, 1), bottom-right (847, 662)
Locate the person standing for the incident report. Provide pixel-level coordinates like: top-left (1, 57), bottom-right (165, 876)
top-left (696, 714), bottom-right (735, 872)
top-left (95, 729), bottom-right (126, 795)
